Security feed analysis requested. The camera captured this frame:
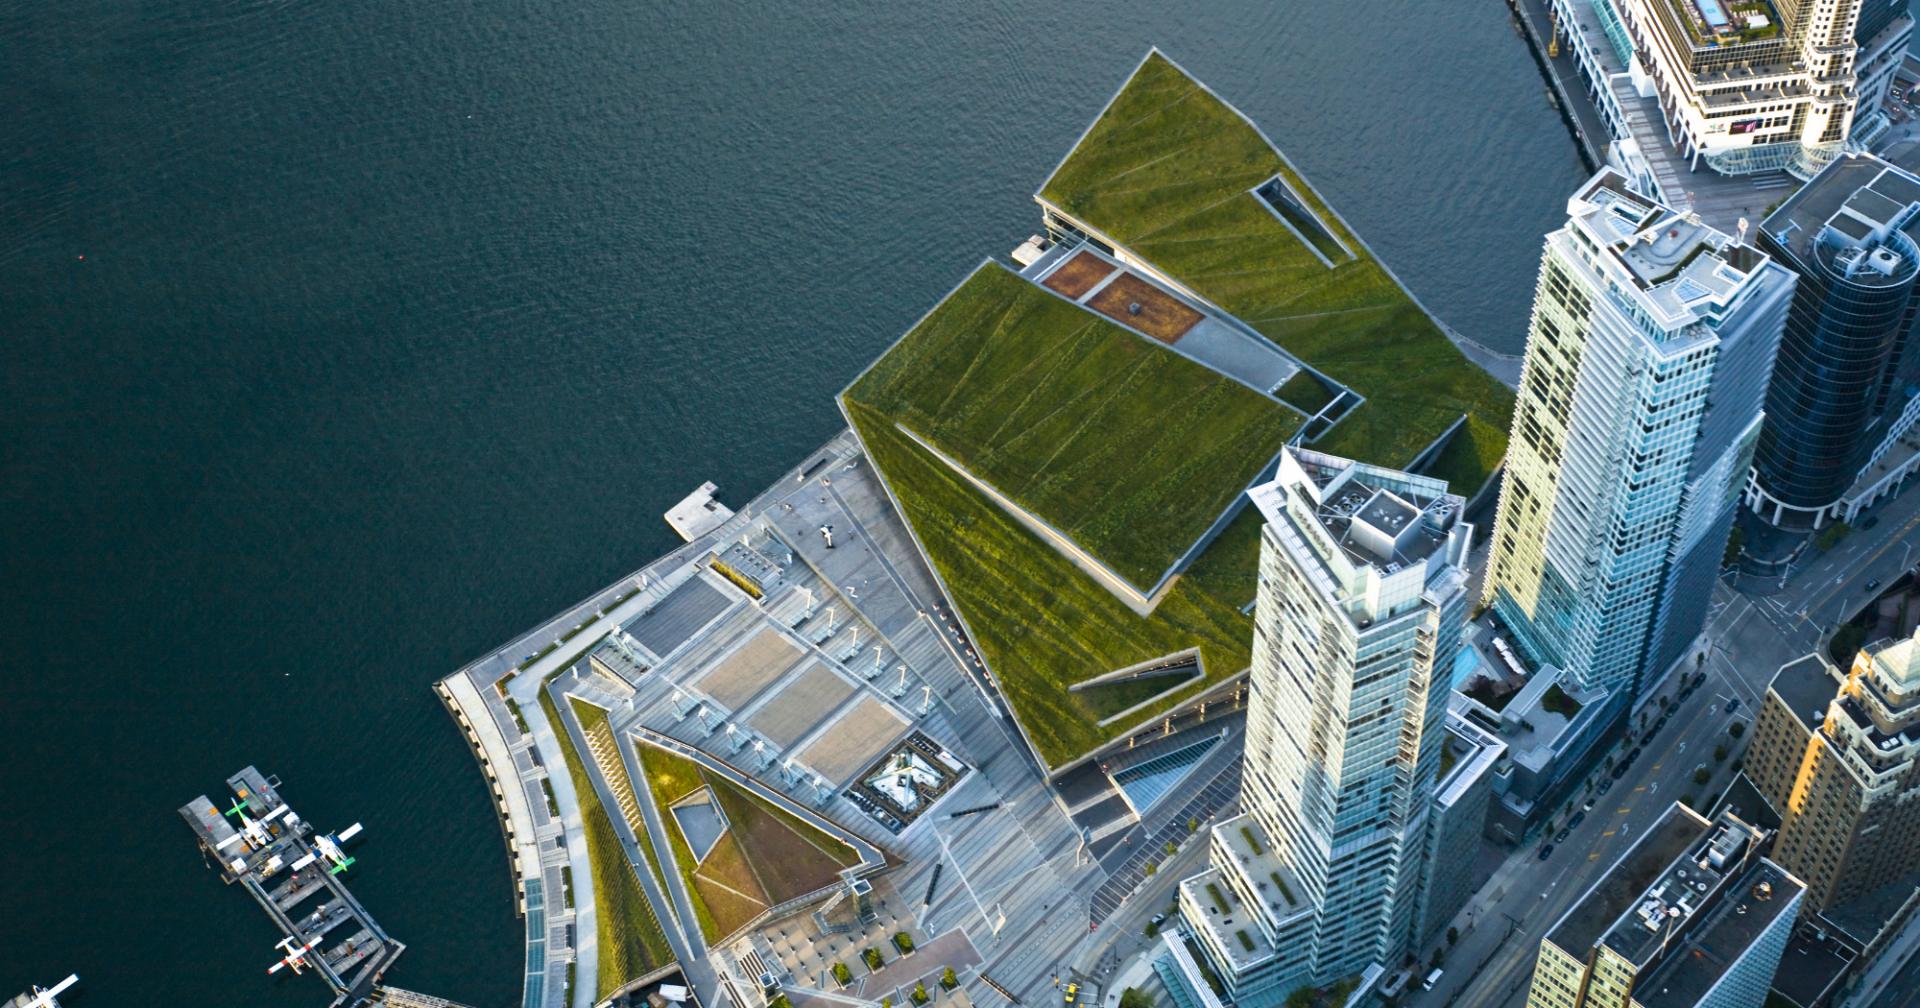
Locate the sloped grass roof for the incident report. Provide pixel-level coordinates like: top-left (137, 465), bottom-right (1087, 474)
top-left (1039, 51), bottom-right (1513, 493)
top-left (844, 400), bottom-right (1259, 767)
top-left (843, 261), bottom-right (1298, 589)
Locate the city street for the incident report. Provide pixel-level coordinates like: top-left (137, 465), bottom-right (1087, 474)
top-left (1744, 490), bottom-right (1920, 650)
top-left (1413, 482), bottom-right (1920, 1008)
top-left (1414, 639), bottom-right (1754, 1007)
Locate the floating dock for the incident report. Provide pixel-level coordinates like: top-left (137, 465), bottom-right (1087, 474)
top-left (7, 975), bottom-right (76, 1008)
top-left (180, 767), bottom-right (405, 1007)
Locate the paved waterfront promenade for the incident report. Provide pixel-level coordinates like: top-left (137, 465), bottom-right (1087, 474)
top-left (442, 430), bottom-right (1149, 1008)
top-left (439, 665), bottom-right (578, 1008)
top-left (441, 501), bottom-right (737, 1008)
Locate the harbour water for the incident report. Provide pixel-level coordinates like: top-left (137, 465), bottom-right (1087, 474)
top-left (0, 1), bottom-right (1582, 1002)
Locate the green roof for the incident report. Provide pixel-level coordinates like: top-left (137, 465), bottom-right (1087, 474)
top-left (843, 260), bottom-right (1298, 590)
top-left (846, 396), bottom-right (1261, 766)
top-left (1039, 51), bottom-right (1513, 493)
top-left (837, 51), bottom-right (1514, 769)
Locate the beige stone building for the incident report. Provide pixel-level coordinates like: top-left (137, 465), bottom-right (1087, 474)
top-left (1523, 804), bottom-right (1802, 1008)
top-left (1747, 630), bottom-right (1920, 911)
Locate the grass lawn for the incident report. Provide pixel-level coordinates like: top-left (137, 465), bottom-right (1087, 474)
top-left (636, 739), bottom-right (860, 940)
top-left (843, 262), bottom-right (1298, 589)
top-left (1419, 415), bottom-right (1507, 498)
top-left (539, 691), bottom-right (673, 997)
top-left (636, 743), bottom-right (730, 942)
top-left (708, 771), bottom-right (858, 900)
top-left (847, 400), bottom-right (1258, 766)
top-left (1038, 51), bottom-right (1511, 497)
top-left (692, 830), bottom-right (768, 936)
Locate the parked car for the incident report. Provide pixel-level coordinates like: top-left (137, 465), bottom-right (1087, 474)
top-left (1538, 844), bottom-right (1556, 860)
top-left (1866, 578), bottom-right (1882, 592)
top-left (1569, 811), bottom-right (1587, 829)
top-left (1724, 698), bottom-right (1740, 713)
top-left (1863, 515), bottom-right (1881, 530)
top-left (1599, 778), bottom-right (1614, 795)
top-left (1583, 799), bottom-right (1595, 812)
top-left (1555, 827), bottom-right (1571, 844)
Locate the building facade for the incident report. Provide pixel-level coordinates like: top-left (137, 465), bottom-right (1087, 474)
top-left (1485, 170), bottom-right (1794, 709)
top-left (1746, 631), bottom-right (1920, 911)
top-left (1414, 703), bottom-right (1507, 949)
top-left (1851, 0), bottom-right (1915, 144)
top-left (1611, 0), bottom-right (1863, 177)
top-left (1176, 449), bottom-right (1472, 1006)
top-left (1747, 153), bottom-right (1920, 528)
top-left (1524, 804), bottom-right (1805, 1008)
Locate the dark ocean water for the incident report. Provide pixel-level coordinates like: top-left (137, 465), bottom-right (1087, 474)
top-left (0, 2), bottom-right (1582, 1004)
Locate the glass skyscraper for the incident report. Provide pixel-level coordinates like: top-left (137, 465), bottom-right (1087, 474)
top-left (1175, 449), bottom-right (1471, 1006)
top-left (1485, 170), bottom-right (1794, 704)
top-left (1748, 153), bottom-right (1920, 528)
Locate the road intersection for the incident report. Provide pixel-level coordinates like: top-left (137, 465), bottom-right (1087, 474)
top-left (1412, 482), bottom-right (1920, 1008)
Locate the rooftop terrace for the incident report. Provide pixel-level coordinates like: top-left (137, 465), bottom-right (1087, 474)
top-left (1438, 702), bottom-right (1507, 807)
top-left (1546, 802), bottom-right (1799, 1000)
top-left (1036, 51), bottom-right (1514, 497)
top-left (1764, 153), bottom-right (1920, 287)
top-left (1570, 171), bottom-right (1767, 326)
top-left (1547, 803), bottom-right (1711, 956)
top-left (1660, 0), bottom-right (1785, 48)
top-left (1769, 653), bottom-right (1841, 734)
top-left (1276, 448), bottom-right (1462, 573)
top-left (1633, 860), bottom-right (1801, 1008)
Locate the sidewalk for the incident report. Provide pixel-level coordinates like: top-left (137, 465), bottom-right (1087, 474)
top-left (513, 674), bottom-right (600, 1008)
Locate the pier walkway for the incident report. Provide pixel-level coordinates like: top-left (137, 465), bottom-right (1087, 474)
top-left (179, 767), bottom-right (405, 1008)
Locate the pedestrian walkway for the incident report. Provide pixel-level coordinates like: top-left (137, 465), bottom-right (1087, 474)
top-left (437, 670), bottom-right (577, 1008)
